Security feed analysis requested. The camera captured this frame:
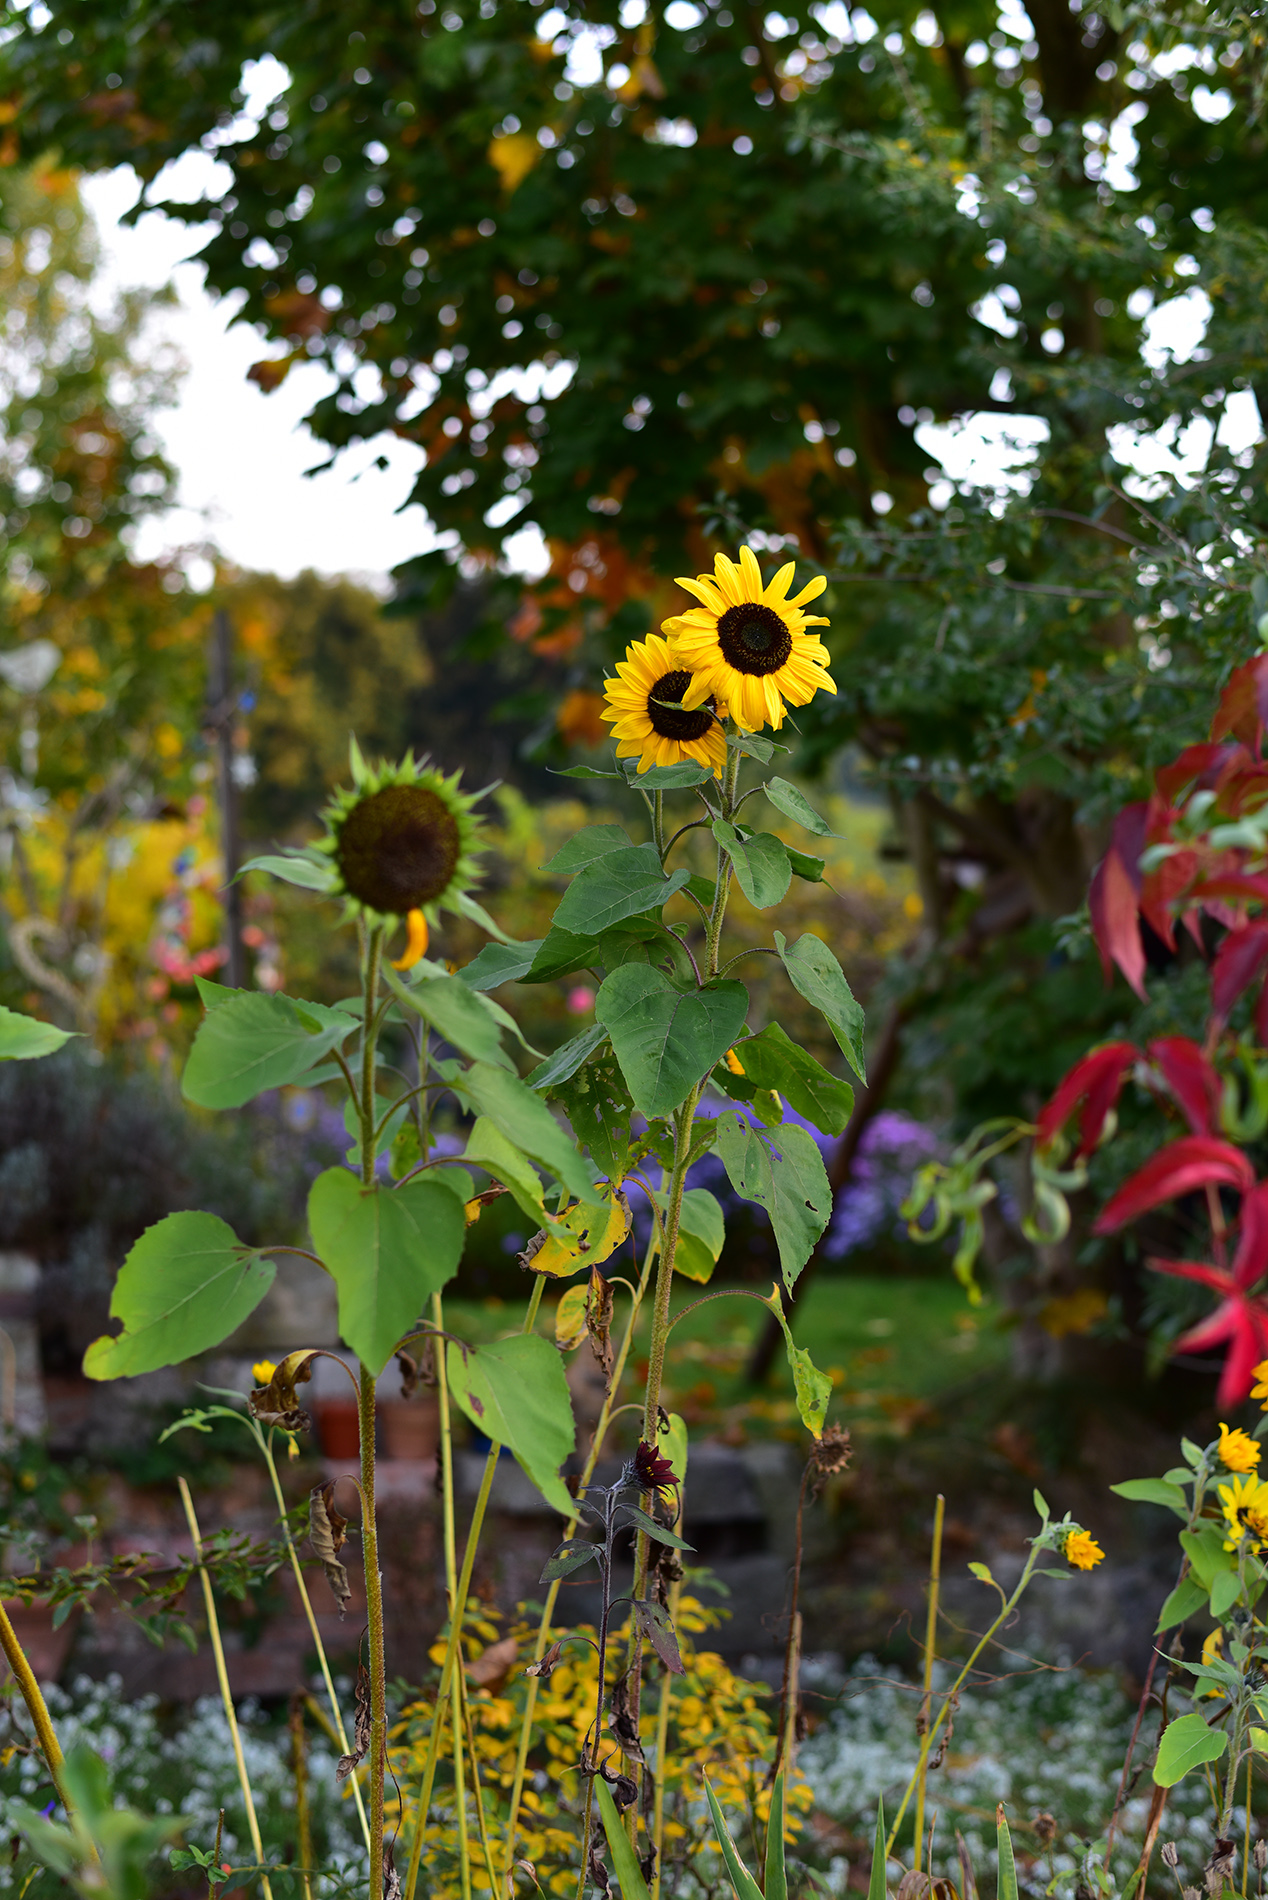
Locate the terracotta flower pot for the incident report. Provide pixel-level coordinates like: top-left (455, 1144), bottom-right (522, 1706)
top-left (314, 1400), bottom-right (361, 1461)
top-left (379, 1396), bottom-right (440, 1462)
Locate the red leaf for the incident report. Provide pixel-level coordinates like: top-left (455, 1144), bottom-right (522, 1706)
top-left (1147, 1036), bottom-right (1222, 1136)
top-left (1156, 742), bottom-right (1243, 807)
top-left (1139, 848), bottom-right (1198, 951)
top-left (1231, 1180), bottom-right (1268, 1287)
top-left (1093, 1136), bottom-right (1256, 1234)
top-left (1036, 1042), bottom-right (1137, 1157)
top-left (1089, 847), bottom-right (1147, 999)
top-left (1188, 871), bottom-right (1268, 907)
top-left (1211, 921), bottom-right (1268, 1025)
top-left (1211, 655), bottom-right (1268, 756)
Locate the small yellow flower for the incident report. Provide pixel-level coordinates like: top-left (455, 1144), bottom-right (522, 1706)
top-left (1252, 1359), bottom-right (1268, 1407)
top-left (663, 545), bottom-right (835, 733)
top-left (252, 1359), bottom-right (277, 1386)
top-left (725, 1048), bottom-right (746, 1076)
top-left (391, 907), bottom-right (430, 971)
top-left (1063, 1528), bottom-right (1105, 1571)
top-left (1220, 1471), bottom-right (1268, 1551)
top-left (1218, 1422), bottom-right (1261, 1473)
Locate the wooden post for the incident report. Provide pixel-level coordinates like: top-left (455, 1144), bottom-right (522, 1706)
top-left (207, 608), bottom-right (245, 989)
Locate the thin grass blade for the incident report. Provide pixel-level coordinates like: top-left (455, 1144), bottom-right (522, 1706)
top-left (764, 1772), bottom-right (787, 1900)
top-left (996, 1805), bottom-right (1019, 1900)
top-left (595, 1778), bottom-right (652, 1900)
top-left (867, 1796), bottom-right (887, 1900)
top-left (702, 1774), bottom-right (765, 1900)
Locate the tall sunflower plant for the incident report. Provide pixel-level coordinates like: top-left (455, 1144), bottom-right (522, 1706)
top-left (6, 548), bottom-right (867, 1895)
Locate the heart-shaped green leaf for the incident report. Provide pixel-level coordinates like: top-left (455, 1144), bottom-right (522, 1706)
top-left (715, 1112), bottom-right (831, 1290)
top-left (446, 1333), bottom-right (576, 1513)
top-left (84, 1212), bottom-right (274, 1380)
top-left (183, 991), bottom-right (357, 1108)
top-left (1153, 1711), bottom-right (1228, 1786)
top-left (308, 1169), bottom-right (465, 1374)
top-left (597, 966), bottom-right (748, 1120)
top-left (554, 843), bottom-right (691, 937)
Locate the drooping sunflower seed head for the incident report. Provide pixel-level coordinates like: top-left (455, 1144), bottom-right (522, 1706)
top-left (318, 746), bottom-right (487, 927)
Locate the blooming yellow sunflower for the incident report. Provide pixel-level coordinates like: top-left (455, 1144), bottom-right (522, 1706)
top-left (1252, 1358), bottom-right (1268, 1407)
top-left (662, 545), bottom-right (836, 733)
top-left (1220, 1470), bottom-right (1268, 1551)
top-left (1218, 1422), bottom-right (1261, 1473)
top-left (1062, 1527), bottom-right (1105, 1571)
top-left (600, 631), bottom-right (727, 777)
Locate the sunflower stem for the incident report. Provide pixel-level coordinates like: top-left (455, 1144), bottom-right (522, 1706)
top-left (358, 923), bottom-right (389, 1899)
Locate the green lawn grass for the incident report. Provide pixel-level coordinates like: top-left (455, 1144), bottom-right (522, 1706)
top-left (442, 1271), bottom-right (1010, 1443)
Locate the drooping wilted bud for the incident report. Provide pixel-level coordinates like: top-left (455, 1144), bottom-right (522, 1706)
top-left (1033, 1814), bottom-right (1058, 1849)
top-left (1162, 1845), bottom-right (1180, 1870)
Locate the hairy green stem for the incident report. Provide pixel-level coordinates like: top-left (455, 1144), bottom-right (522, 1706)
top-left (358, 923), bottom-right (388, 1897)
top-left (0, 1601), bottom-right (72, 1820)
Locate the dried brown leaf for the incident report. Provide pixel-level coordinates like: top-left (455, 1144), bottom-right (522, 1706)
top-left (309, 1481), bottom-right (352, 1617)
top-left (525, 1640), bottom-right (563, 1679)
top-left (586, 1268), bottom-right (615, 1389)
top-left (250, 1348), bottom-right (320, 1432)
top-left (607, 1675), bottom-right (644, 1762)
top-left (337, 1661), bottom-right (371, 1782)
top-left (466, 1635), bottom-right (519, 1688)
top-left (631, 1598), bottom-right (684, 1676)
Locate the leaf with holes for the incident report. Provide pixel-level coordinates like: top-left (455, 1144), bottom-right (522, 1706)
top-left (774, 932), bottom-right (866, 1081)
top-left (715, 1112), bottom-right (831, 1291)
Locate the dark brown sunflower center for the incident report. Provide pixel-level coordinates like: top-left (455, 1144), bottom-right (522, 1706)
top-left (336, 784), bottom-right (461, 915)
top-left (716, 602), bottom-right (792, 675)
top-left (647, 669), bottom-right (715, 741)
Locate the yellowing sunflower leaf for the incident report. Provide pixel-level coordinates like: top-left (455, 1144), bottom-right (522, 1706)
top-left (529, 1190), bottom-right (630, 1278)
top-left (555, 1283), bottom-right (590, 1350)
top-left (761, 1284), bottom-right (832, 1439)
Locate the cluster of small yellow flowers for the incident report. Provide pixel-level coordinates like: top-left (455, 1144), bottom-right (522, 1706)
top-left (251, 1359), bottom-right (277, 1386)
top-left (1062, 1528), bottom-right (1105, 1571)
top-left (600, 548), bottom-right (836, 778)
top-left (394, 1596), bottom-right (806, 1898)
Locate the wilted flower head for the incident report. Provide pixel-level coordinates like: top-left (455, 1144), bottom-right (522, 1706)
top-left (317, 744), bottom-right (486, 941)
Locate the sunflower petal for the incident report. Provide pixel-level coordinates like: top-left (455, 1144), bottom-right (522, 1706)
top-left (789, 573), bottom-right (828, 608)
top-left (738, 545), bottom-right (764, 597)
top-left (765, 561), bottom-right (797, 603)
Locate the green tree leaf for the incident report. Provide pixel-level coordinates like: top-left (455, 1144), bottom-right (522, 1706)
top-left (723, 1023), bottom-right (854, 1136)
top-left (182, 990), bottom-right (357, 1108)
top-left (307, 1169), bottom-right (465, 1374)
top-left (1153, 1711), bottom-right (1228, 1787)
top-left (83, 1212), bottom-right (275, 1380)
top-left (715, 1111), bottom-right (832, 1291)
top-left (763, 777), bottom-right (838, 837)
top-left (552, 842), bottom-right (690, 938)
top-left (0, 1005), bottom-right (78, 1061)
top-left (713, 821), bottom-right (792, 909)
top-left (239, 851), bottom-right (336, 891)
top-left (446, 1333), bottom-right (576, 1513)
top-left (596, 966), bottom-right (748, 1120)
top-left (450, 1061), bottom-right (596, 1203)
top-left (774, 931), bottom-right (867, 1082)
